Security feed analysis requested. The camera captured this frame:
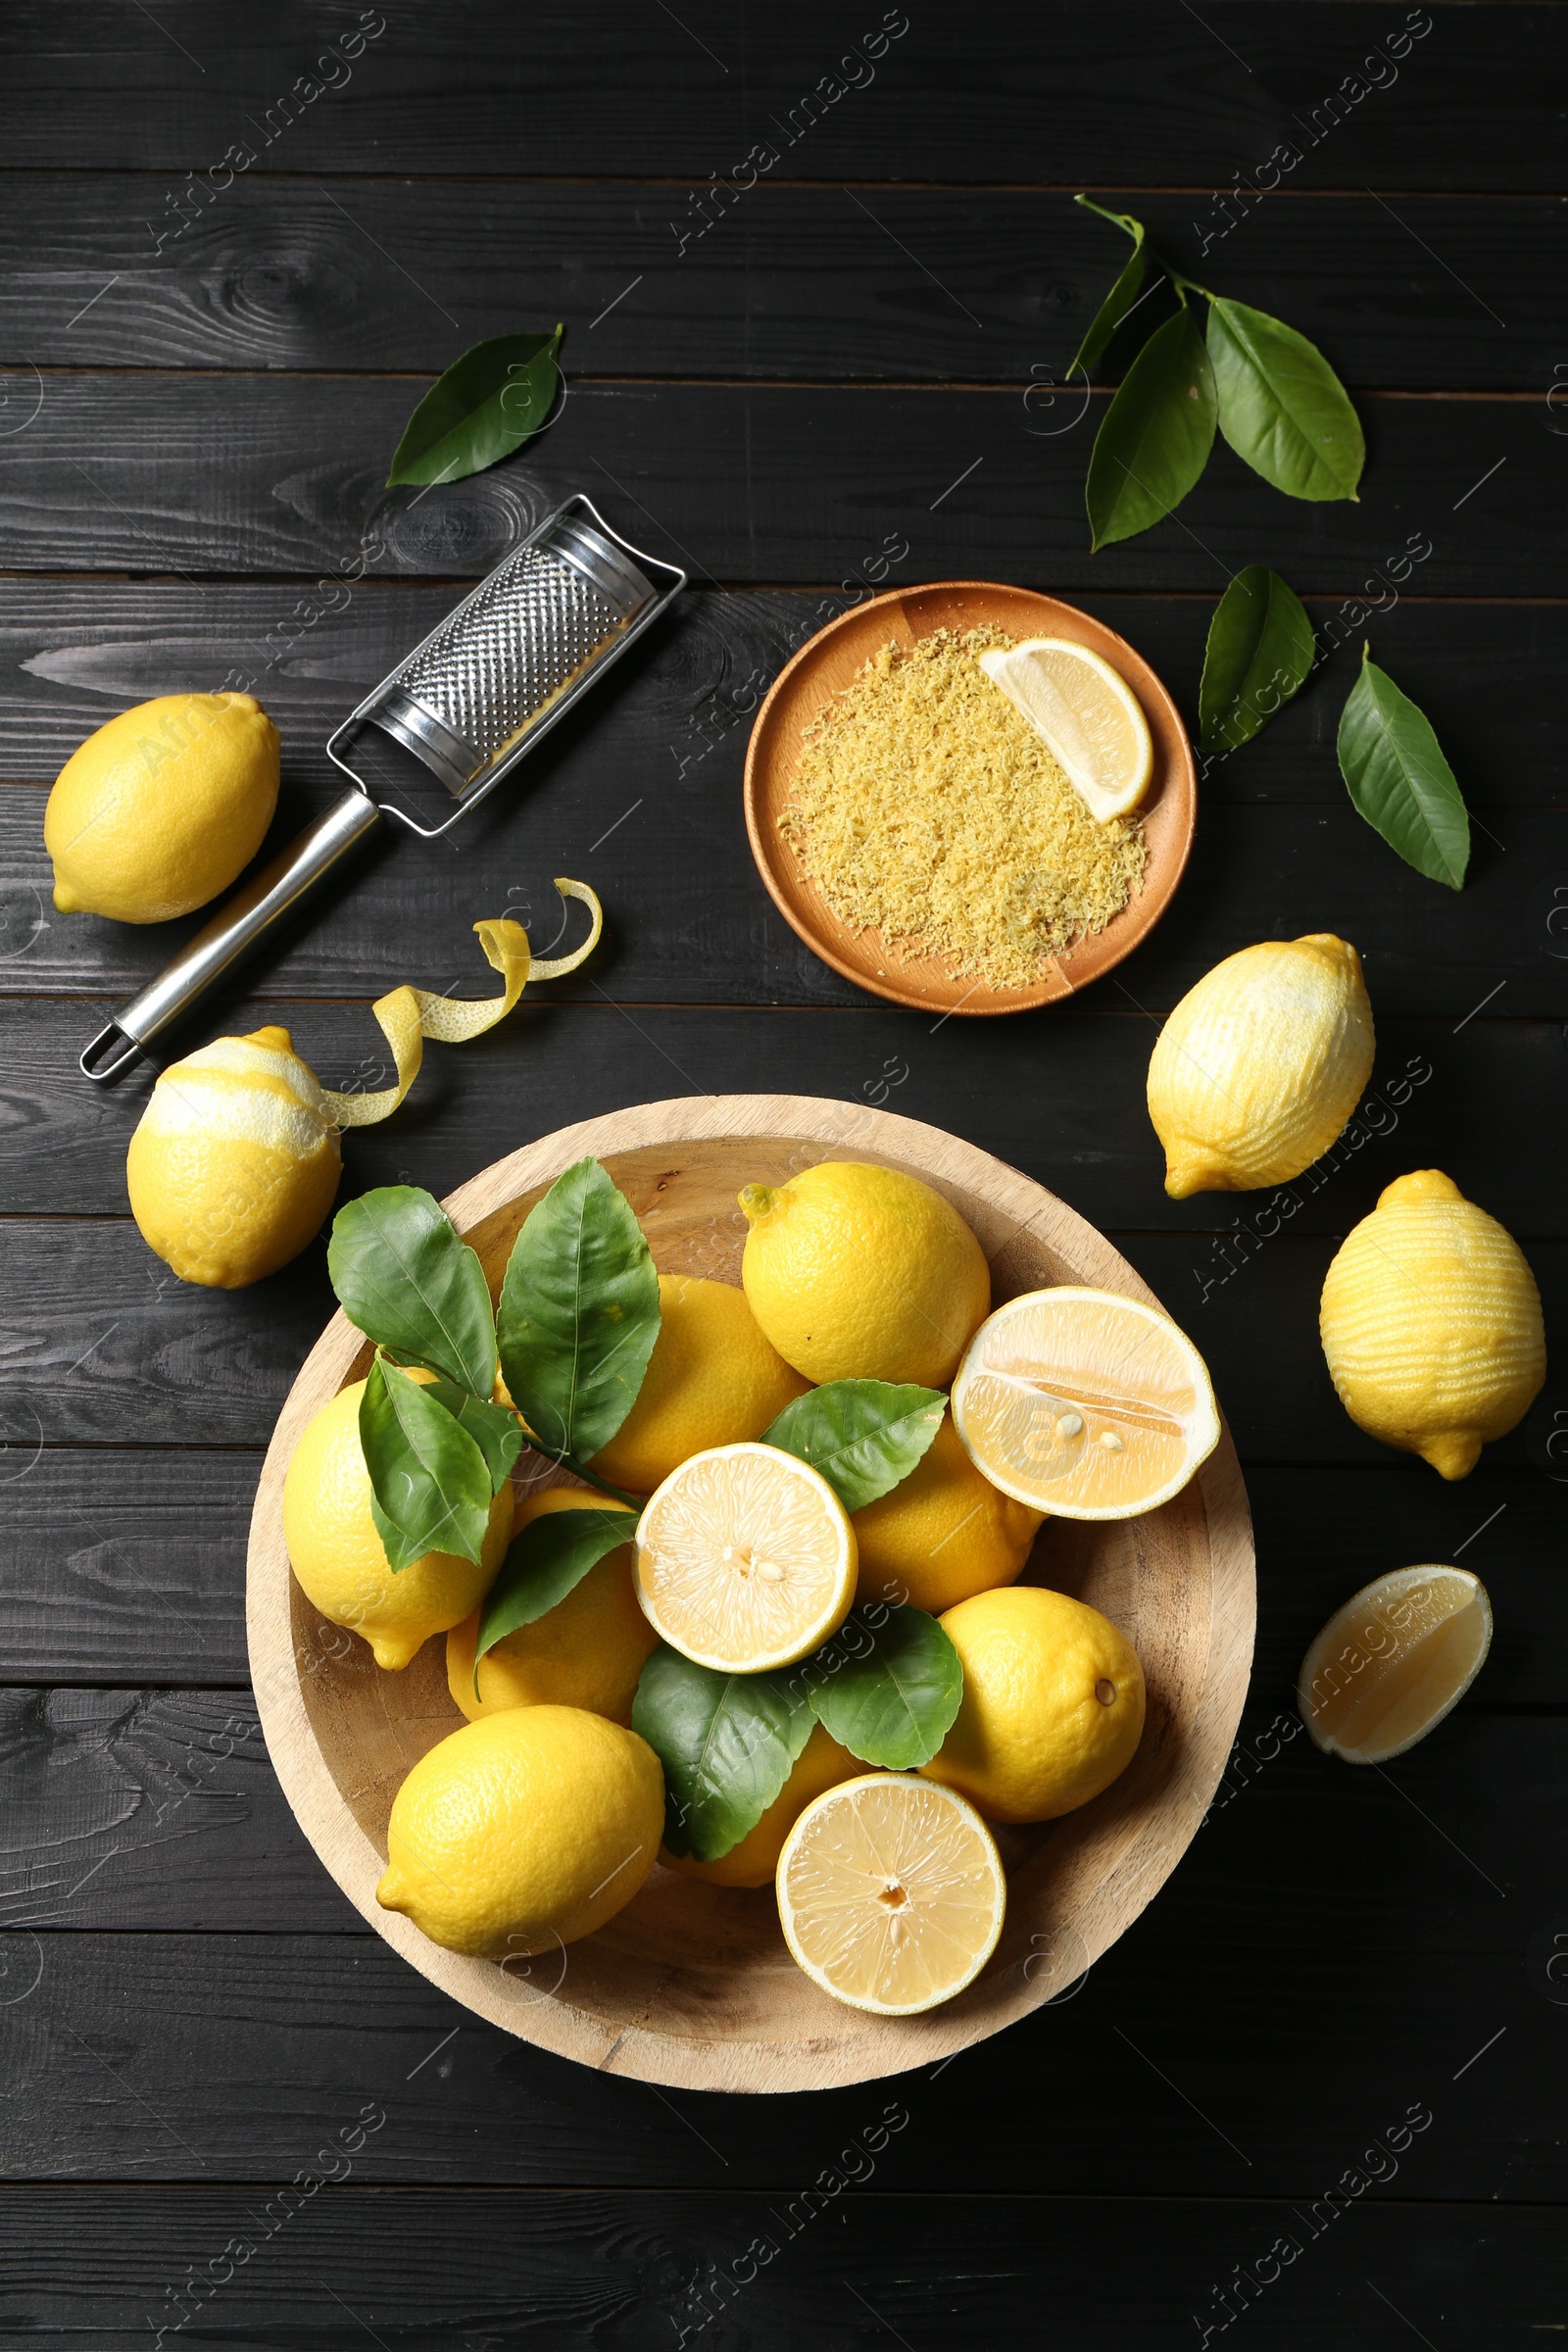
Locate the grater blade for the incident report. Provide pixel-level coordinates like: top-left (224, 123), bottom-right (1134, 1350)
top-left (327, 494), bottom-right (684, 837)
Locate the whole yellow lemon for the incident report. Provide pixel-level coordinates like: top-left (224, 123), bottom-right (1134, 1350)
top-left (1148, 933), bottom-right (1375, 1198)
top-left (46, 692), bottom-right (279, 922)
top-left (589, 1274), bottom-right (808, 1494)
top-left (739, 1160), bottom-right (990, 1388)
top-left (376, 1706), bottom-right (664, 1957)
top-left (126, 1025), bottom-right (342, 1288)
top-left (920, 1584), bottom-right (1146, 1823)
top-left (666, 1720), bottom-right (861, 1888)
top-left (1320, 1170), bottom-right (1545, 1480)
top-left (283, 1376), bottom-right (512, 1671)
top-left (447, 1489), bottom-right (656, 1725)
top-left (853, 1413), bottom-right (1043, 1614)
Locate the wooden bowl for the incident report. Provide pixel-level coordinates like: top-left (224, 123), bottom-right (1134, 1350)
top-left (744, 582), bottom-right (1197, 1014)
top-left (247, 1096), bottom-right (1253, 2092)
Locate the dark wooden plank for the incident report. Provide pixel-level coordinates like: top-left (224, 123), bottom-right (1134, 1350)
top-left (5, 781), bottom-right (1567, 1019)
top-left (3, 1001), bottom-right (1563, 1247)
top-left (0, 177), bottom-right (1551, 389)
top-left (0, 2), bottom-right (1559, 191)
top-left (0, 1712), bottom-right (1561, 2193)
top-left (0, 1687), bottom-right (331, 1930)
top-left (0, 1453), bottom-right (254, 1683)
top-left (3, 584), bottom-right (1564, 812)
top-left (0, 2186), bottom-right (1563, 2350)
top-left (2, 1205), bottom-right (1563, 1455)
top-left (4, 1457), bottom-right (1556, 1695)
top-left (0, 375), bottom-right (1547, 594)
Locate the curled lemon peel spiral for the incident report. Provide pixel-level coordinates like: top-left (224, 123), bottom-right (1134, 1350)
top-left (322, 878), bottom-right (602, 1130)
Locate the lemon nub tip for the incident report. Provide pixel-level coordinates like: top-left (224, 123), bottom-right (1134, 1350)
top-left (1419, 1432), bottom-right (1484, 1482)
top-left (738, 1184), bottom-right (777, 1224)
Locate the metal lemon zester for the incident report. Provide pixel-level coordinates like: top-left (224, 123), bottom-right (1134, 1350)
top-left (82, 494), bottom-right (684, 1080)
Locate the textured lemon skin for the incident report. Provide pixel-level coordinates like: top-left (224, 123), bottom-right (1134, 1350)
top-left (46, 692), bottom-right (279, 922)
top-left (1320, 1170), bottom-right (1545, 1480)
top-left (590, 1274), bottom-right (808, 1493)
top-left (376, 1706), bottom-right (664, 1957)
top-left (283, 1377), bottom-right (512, 1671)
top-left (853, 1414), bottom-right (1043, 1613)
top-left (1148, 934), bottom-right (1375, 1199)
top-left (448, 1490), bottom-right (655, 1725)
top-left (126, 1025), bottom-right (342, 1288)
top-left (920, 1585), bottom-right (1146, 1823)
top-left (667, 1722), bottom-right (862, 1888)
top-left (739, 1160), bottom-right (990, 1388)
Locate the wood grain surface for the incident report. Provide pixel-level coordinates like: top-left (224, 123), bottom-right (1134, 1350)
top-left (246, 1097), bottom-right (1253, 2091)
top-left (0, 0), bottom-right (1561, 2336)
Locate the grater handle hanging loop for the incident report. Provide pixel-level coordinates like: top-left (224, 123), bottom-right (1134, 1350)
top-left (79, 788), bottom-right (382, 1083)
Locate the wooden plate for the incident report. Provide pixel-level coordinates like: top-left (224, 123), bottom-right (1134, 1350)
top-left (744, 582), bottom-right (1197, 1014)
top-left (247, 1096), bottom-right (1253, 2092)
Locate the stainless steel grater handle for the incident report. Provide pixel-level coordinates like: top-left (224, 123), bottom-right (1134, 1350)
top-left (79, 495), bottom-right (684, 1082)
top-left (79, 789), bottom-right (382, 1082)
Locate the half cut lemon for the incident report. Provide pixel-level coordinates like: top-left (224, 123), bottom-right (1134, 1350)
top-left (1298, 1564), bottom-right (1493, 1764)
top-left (776, 1773), bottom-right (1005, 2015)
top-left (634, 1441), bottom-right (857, 1673)
top-left (977, 637), bottom-right (1153, 822)
top-left (952, 1287), bottom-right (1220, 1519)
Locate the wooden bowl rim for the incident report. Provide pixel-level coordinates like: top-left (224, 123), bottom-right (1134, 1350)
top-left (246, 1095), bottom-right (1253, 2092)
top-left (742, 582), bottom-right (1198, 1015)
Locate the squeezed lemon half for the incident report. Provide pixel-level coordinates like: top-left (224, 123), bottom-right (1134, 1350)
top-left (776, 1773), bottom-right (1005, 2015)
top-left (634, 1442), bottom-right (857, 1673)
top-left (952, 1287), bottom-right (1220, 1519)
top-left (977, 636), bottom-right (1153, 821)
top-left (1298, 1564), bottom-right (1493, 1763)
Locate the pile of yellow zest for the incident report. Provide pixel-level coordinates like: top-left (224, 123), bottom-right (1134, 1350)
top-left (779, 628), bottom-right (1147, 991)
top-left (321, 877), bottom-right (602, 1128)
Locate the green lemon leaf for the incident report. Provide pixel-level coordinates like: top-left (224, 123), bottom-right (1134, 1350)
top-left (1198, 565), bottom-right (1316, 754)
top-left (359, 1355), bottom-right (493, 1571)
top-left (419, 1377), bottom-right (524, 1496)
top-left (1337, 642), bottom-right (1470, 890)
top-left (1068, 196), bottom-right (1150, 378)
top-left (762, 1381), bottom-right (946, 1513)
top-left (474, 1503), bottom-right (636, 1678)
top-left (801, 1605), bottom-right (963, 1770)
top-left (631, 1646), bottom-right (813, 1862)
top-left (328, 1187), bottom-right (497, 1398)
top-left (1206, 297), bottom-right (1363, 502)
top-left (1085, 304), bottom-right (1216, 552)
top-left (496, 1157), bottom-right (662, 1473)
top-left (386, 326), bottom-right (564, 488)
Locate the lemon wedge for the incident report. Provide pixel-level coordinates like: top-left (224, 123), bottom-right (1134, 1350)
top-left (776, 1773), bottom-right (1005, 2015)
top-left (952, 1287), bottom-right (1220, 1519)
top-left (977, 637), bottom-right (1153, 821)
top-left (1298, 1564), bottom-right (1493, 1763)
top-left (634, 1442), bottom-right (857, 1673)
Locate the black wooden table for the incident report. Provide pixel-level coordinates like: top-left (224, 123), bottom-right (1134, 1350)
top-left (1, 6), bottom-right (1564, 2343)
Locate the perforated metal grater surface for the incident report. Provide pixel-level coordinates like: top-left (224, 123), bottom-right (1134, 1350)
top-left (327, 495), bottom-right (685, 836)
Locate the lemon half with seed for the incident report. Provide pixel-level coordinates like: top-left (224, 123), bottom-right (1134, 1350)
top-left (977, 637), bottom-right (1152, 822)
top-left (634, 1441), bottom-right (857, 1672)
top-left (1298, 1564), bottom-right (1492, 1763)
top-left (776, 1773), bottom-right (1005, 2015)
top-left (952, 1286), bottom-right (1220, 1519)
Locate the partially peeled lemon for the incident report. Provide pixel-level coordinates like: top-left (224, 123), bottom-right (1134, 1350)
top-left (1320, 1169), bottom-right (1545, 1479)
top-left (1147, 933), bottom-right (1375, 1199)
top-left (125, 885), bottom-right (601, 1289)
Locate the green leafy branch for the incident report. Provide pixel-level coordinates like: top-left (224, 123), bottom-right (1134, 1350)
top-left (1072, 195), bottom-right (1364, 550)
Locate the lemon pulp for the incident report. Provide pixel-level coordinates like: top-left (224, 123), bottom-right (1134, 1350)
top-left (634, 1441), bottom-right (857, 1672)
top-left (953, 1287), bottom-right (1219, 1519)
top-left (776, 1773), bottom-right (1005, 2015)
top-left (1298, 1564), bottom-right (1492, 1762)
